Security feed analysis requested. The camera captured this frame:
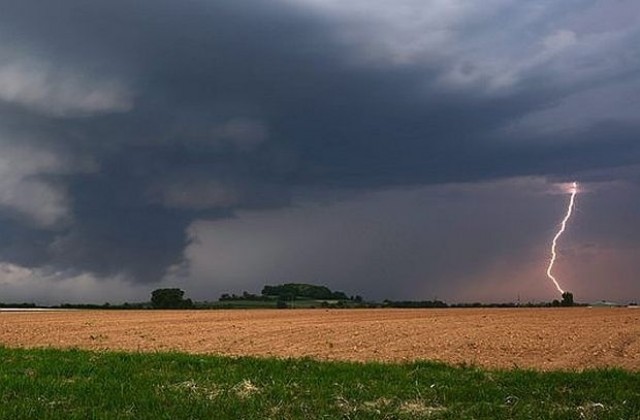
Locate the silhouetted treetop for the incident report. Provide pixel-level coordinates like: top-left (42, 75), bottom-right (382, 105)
top-left (261, 283), bottom-right (348, 300)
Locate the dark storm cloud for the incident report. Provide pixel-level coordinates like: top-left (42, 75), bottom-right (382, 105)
top-left (0, 0), bottom-right (639, 287)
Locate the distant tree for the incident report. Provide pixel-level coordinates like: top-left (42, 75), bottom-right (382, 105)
top-left (331, 291), bottom-right (349, 300)
top-left (261, 285), bottom-right (277, 296)
top-left (151, 288), bottom-right (193, 309)
top-left (276, 299), bottom-right (288, 309)
top-left (385, 300), bottom-right (448, 308)
top-left (561, 292), bottom-right (574, 307)
top-left (551, 299), bottom-right (561, 307)
top-left (262, 283), bottom-right (349, 300)
top-left (242, 291), bottom-right (258, 300)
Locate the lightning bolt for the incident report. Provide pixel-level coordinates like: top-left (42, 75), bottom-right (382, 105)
top-left (545, 182), bottom-right (578, 294)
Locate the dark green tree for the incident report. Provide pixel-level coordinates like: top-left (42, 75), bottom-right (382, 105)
top-left (261, 283), bottom-right (349, 300)
top-left (151, 288), bottom-right (193, 309)
top-left (561, 292), bottom-right (574, 307)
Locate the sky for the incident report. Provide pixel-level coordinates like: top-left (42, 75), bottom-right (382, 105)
top-left (0, 0), bottom-right (639, 304)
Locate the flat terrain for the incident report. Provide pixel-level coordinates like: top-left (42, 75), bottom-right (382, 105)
top-left (1, 308), bottom-right (639, 370)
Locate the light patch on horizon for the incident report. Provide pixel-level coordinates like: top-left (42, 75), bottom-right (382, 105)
top-left (0, 262), bottom-right (150, 305)
top-left (455, 244), bottom-right (640, 304)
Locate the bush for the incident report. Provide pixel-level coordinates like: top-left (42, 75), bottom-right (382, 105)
top-left (561, 292), bottom-right (574, 307)
top-left (151, 288), bottom-right (194, 309)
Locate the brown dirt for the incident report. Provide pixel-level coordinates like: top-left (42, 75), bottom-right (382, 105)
top-left (1, 308), bottom-right (639, 370)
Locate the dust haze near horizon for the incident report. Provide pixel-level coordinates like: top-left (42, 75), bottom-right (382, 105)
top-left (1, 0), bottom-right (640, 304)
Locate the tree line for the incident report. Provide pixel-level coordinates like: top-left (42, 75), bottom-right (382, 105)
top-left (0, 286), bottom-right (583, 309)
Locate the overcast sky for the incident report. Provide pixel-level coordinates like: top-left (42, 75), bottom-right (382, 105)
top-left (0, 0), bottom-right (639, 304)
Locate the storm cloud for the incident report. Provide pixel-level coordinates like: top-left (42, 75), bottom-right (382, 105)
top-left (0, 0), bottom-right (639, 303)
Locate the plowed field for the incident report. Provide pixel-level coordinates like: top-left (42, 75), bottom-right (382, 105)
top-left (1, 308), bottom-right (638, 370)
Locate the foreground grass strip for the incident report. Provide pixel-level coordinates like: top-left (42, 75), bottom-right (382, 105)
top-left (0, 347), bottom-right (638, 419)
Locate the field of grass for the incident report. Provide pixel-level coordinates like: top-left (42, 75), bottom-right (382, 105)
top-left (0, 347), bottom-right (638, 419)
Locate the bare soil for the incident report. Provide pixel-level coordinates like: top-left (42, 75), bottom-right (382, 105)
top-left (1, 308), bottom-right (639, 370)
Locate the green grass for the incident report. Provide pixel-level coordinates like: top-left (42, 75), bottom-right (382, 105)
top-left (0, 347), bottom-right (638, 419)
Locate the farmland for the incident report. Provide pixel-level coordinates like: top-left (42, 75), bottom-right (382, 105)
top-left (0, 308), bottom-right (639, 371)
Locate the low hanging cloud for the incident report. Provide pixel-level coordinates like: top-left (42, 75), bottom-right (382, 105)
top-left (0, 52), bottom-right (133, 117)
top-left (156, 180), bottom-right (242, 210)
top-left (0, 262), bottom-right (150, 304)
top-left (211, 119), bottom-right (268, 152)
top-left (502, 78), bottom-right (640, 136)
top-left (0, 143), bottom-right (71, 227)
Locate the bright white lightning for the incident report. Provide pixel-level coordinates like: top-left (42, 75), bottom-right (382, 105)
top-left (545, 182), bottom-right (578, 294)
